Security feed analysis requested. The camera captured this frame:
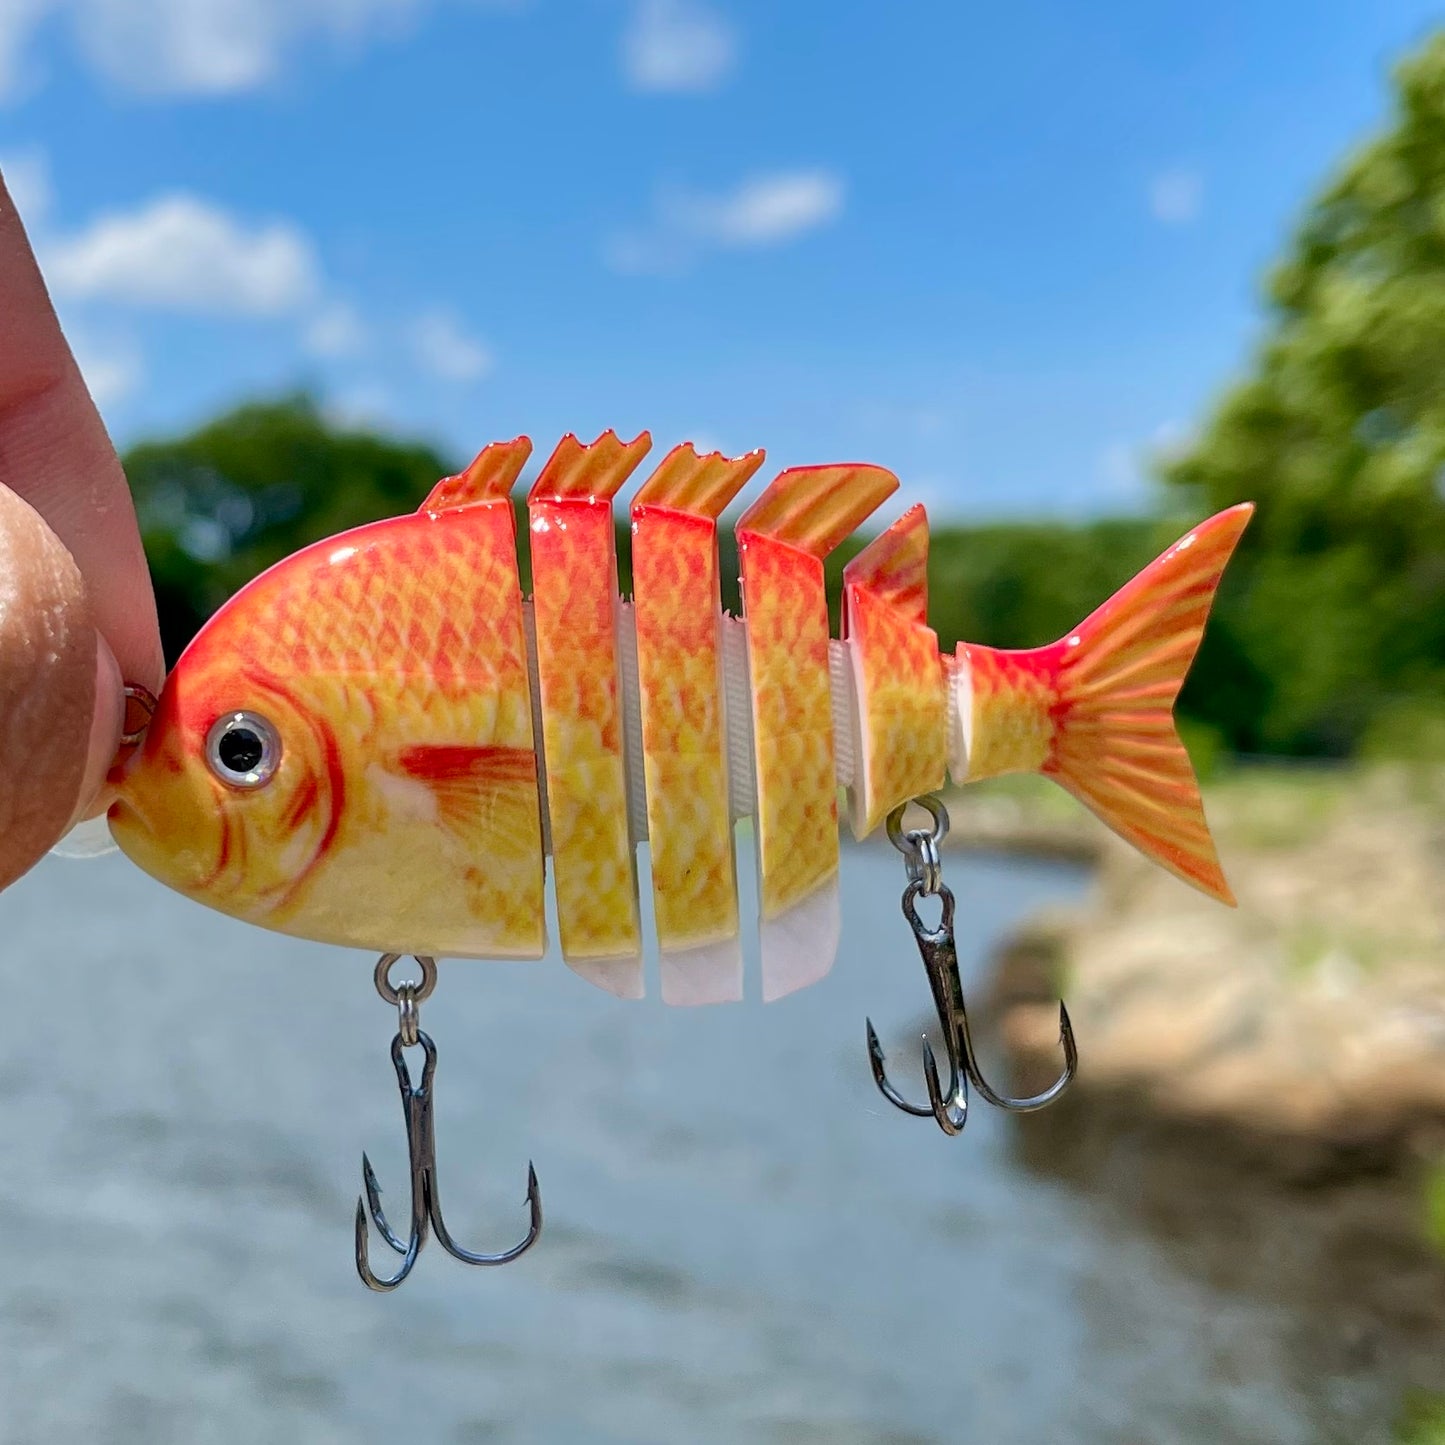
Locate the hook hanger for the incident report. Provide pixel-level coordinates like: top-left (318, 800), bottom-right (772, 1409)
top-left (355, 954), bottom-right (542, 1291)
top-left (864, 796), bottom-right (1077, 1136)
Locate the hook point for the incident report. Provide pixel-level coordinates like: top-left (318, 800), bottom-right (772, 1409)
top-left (865, 1018), bottom-right (887, 1076)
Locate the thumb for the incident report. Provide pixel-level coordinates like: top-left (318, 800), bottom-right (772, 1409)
top-left (72, 628), bottom-right (124, 826)
top-left (0, 482), bottom-right (123, 889)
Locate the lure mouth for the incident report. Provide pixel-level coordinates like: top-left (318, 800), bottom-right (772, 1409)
top-left (105, 794), bottom-right (153, 853)
top-left (105, 794), bottom-right (161, 885)
top-left (105, 722), bottom-right (221, 894)
top-left (107, 788), bottom-right (231, 903)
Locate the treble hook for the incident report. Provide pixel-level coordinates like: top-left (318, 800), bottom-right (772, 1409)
top-left (355, 955), bottom-right (542, 1291)
top-left (864, 798), bottom-right (1078, 1136)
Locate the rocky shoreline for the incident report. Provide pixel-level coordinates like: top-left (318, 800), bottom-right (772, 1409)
top-left (950, 766), bottom-right (1445, 1176)
top-left (945, 766), bottom-right (1445, 1410)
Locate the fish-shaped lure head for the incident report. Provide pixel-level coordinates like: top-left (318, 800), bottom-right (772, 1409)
top-left (110, 437), bottom-right (549, 958)
top-left (111, 429), bottom-right (1251, 1004)
top-left (109, 635), bottom-right (345, 927)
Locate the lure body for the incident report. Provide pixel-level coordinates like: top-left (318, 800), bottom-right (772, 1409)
top-left (110, 431), bottom-right (1251, 1002)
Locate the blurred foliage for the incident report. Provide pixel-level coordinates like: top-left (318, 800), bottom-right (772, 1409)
top-left (1427, 1157), bottom-right (1445, 1255)
top-left (124, 395), bottom-right (455, 663)
top-left (1396, 1391), bottom-right (1445, 1445)
top-left (126, 33), bottom-right (1445, 762)
top-left (1361, 698), bottom-right (1445, 762)
top-left (1162, 30), bottom-right (1445, 757)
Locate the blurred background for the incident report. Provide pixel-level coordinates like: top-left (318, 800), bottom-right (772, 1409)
top-left (3, 2), bottom-right (1445, 1441)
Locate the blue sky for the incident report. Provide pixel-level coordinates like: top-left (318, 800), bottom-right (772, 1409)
top-left (2, 0), bottom-right (1441, 517)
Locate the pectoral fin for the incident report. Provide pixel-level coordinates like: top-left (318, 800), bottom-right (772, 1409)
top-left (394, 744), bottom-right (541, 855)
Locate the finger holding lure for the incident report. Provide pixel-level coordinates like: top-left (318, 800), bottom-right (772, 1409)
top-left (104, 429), bottom-right (1252, 1287)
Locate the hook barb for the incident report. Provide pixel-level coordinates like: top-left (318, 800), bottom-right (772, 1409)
top-left (430, 1160), bottom-right (542, 1266)
top-left (360, 1152), bottom-right (409, 1255)
top-left (957, 999), bottom-right (1077, 1113)
top-left (865, 1018), bottom-right (959, 1122)
top-left (865, 1016), bottom-right (970, 1134)
top-left (355, 1192), bottom-right (421, 1292)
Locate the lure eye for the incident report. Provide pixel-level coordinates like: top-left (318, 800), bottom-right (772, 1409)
top-left (205, 711), bottom-right (281, 789)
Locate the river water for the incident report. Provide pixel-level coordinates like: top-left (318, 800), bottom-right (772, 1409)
top-left (0, 846), bottom-right (1435, 1443)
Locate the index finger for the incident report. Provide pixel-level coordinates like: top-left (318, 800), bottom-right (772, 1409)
top-left (0, 169), bottom-right (163, 695)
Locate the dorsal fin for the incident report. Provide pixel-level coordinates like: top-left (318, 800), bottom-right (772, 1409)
top-left (422, 436), bottom-right (532, 514)
top-left (631, 442), bottom-right (766, 518)
top-left (842, 504), bottom-right (929, 625)
top-left (737, 463), bottom-right (899, 558)
top-left (529, 430), bottom-right (652, 503)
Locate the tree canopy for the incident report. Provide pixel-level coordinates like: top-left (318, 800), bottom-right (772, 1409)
top-left (124, 395), bottom-right (453, 662)
top-left (1162, 30), bottom-right (1445, 756)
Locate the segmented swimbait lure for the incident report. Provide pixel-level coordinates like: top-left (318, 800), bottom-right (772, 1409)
top-left (107, 430), bottom-right (1251, 1286)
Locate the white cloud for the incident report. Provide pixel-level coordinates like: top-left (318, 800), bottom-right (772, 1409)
top-left (1149, 167), bottom-right (1204, 226)
top-left (45, 194), bottom-right (320, 314)
top-left (26, 169), bottom-right (498, 421)
top-left (891, 472), bottom-right (966, 517)
top-left (77, 0), bottom-right (306, 95)
top-left (408, 308), bottom-right (493, 381)
top-left (604, 230), bottom-right (687, 278)
top-left (0, 0), bottom-right (506, 101)
top-left (68, 331), bottom-right (144, 409)
top-left (609, 168), bottom-right (845, 274)
top-left (1098, 421), bottom-right (1191, 504)
top-left (673, 170), bottom-right (844, 246)
top-left (1148, 418), bottom-right (1194, 467)
top-left (0, 0), bottom-right (54, 103)
top-left (1098, 440), bottom-right (1139, 494)
top-left (303, 298), bottom-right (368, 358)
top-left (622, 0), bottom-right (735, 94)
top-left (323, 381), bottom-right (396, 430)
top-left (0, 145), bottom-right (53, 225)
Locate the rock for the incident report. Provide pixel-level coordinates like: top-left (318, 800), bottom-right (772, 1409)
top-left (987, 765), bottom-right (1445, 1174)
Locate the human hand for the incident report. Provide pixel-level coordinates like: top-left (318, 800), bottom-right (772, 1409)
top-left (0, 168), bottom-right (164, 890)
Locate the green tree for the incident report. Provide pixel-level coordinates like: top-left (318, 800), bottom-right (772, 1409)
top-left (123, 395), bottom-right (456, 663)
top-left (1163, 30), bottom-right (1445, 756)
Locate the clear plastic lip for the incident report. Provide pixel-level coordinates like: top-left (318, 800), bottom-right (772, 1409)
top-left (49, 812), bottom-right (119, 860)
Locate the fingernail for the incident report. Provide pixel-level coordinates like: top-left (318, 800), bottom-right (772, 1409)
top-left (70, 632), bottom-right (124, 825)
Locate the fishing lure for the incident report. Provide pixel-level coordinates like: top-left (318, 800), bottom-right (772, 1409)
top-left (107, 429), bottom-right (1251, 1288)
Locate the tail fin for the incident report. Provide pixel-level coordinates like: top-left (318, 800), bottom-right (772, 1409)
top-left (961, 503), bottom-right (1252, 904)
top-left (1049, 503), bottom-right (1252, 903)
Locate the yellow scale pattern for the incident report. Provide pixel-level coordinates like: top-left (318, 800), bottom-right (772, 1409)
top-left (737, 465), bottom-right (898, 920)
top-left (842, 506), bottom-right (948, 835)
top-left (528, 433), bottom-right (649, 960)
top-left (238, 501), bottom-right (546, 955)
top-left (960, 646), bottom-right (1055, 780)
top-left (631, 444), bottom-right (763, 953)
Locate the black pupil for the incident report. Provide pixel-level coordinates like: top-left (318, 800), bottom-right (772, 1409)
top-left (218, 726), bottom-right (264, 775)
